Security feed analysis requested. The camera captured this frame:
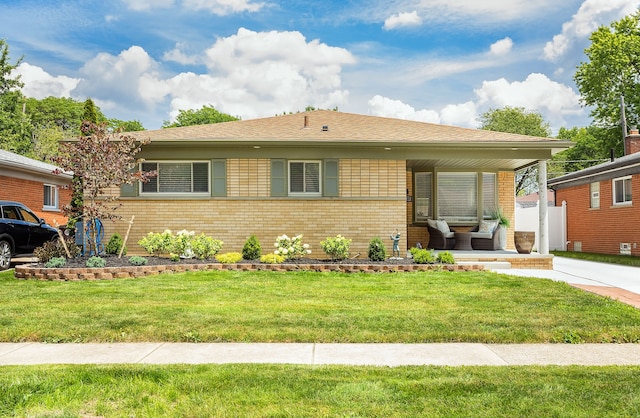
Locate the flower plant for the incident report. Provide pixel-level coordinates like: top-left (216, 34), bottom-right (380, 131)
top-left (273, 234), bottom-right (311, 260)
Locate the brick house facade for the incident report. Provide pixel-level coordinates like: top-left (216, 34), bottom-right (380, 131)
top-left (102, 110), bottom-right (568, 257)
top-left (549, 130), bottom-right (640, 256)
top-left (0, 149), bottom-right (72, 226)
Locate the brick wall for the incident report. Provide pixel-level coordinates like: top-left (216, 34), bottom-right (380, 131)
top-left (555, 174), bottom-right (640, 256)
top-left (0, 175), bottom-right (71, 225)
top-left (108, 159), bottom-right (407, 257)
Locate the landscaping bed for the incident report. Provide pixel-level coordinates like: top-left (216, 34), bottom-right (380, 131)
top-left (16, 255), bottom-right (481, 281)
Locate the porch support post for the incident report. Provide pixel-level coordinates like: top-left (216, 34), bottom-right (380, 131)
top-left (538, 160), bottom-right (549, 255)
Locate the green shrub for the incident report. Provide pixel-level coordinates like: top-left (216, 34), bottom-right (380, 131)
top-left (260, 253), bottom-right (285, 264)
top-left (86, 256), bottom-right (106, 268)
top-left (169, 253), bottom-right (180, 262)
top-left (44, 256), bottom-right (66, 268)
top-left (191, 233), bottom-right (223, 260)
top-left (105, 232), bottom-right (126, 255)
top-left (437, 251), bottom-right (456, 264)
top-left (128, 256), bottom-right (148, 266)
top-left (242, 235), bottom-right (262, 260)
top-left (410, 247), bottom-right (435, 264)
top-left (216, 252), bottom-right (244, 264)
top-left (367, 237), bottom-right (387, 261)
top-left (138, 230), bottom-right (174, 256)
top-left (34, 238), bottom-right (80, 263)
top-left (320, 234), bottom-right (352, 260)
top-left (273, 234), bottom-right (310, 259)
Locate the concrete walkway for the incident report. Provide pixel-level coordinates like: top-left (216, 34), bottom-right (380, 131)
top-left (2, 257), bottom-right (639, 367)
top-left (503, 256), bottom-right (640, 309)
top-left (2, 342), bottom-right (640, 366)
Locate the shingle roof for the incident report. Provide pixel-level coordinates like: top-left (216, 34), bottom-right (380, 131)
top-left (0, 149), bottom-right (71, 177)
top-left (548, 152), bottom-right (640, 187)
top-left (128, 110), bottom-right (564, 144)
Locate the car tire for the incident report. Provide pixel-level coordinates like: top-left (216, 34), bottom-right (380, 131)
top-left (0, 240), bottom-right (11, 271)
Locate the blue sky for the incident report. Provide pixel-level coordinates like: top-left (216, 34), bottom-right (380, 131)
top-left (2, 0), bottom-right (638, 132)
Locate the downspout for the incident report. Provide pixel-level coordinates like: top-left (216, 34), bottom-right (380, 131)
top-left (538, 160), bottom-right (549, 255)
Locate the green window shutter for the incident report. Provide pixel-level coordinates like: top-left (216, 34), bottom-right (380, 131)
top-left (271, 159), bottom-right (287, 197)
top-left (120, 182), bottom-right (138, 197)
top-left (323, 159), bottom-right (339, 197)
top-left (120, 167), bottom-right (139, 197)
top-left (212, 159), bottom-right (227, 197)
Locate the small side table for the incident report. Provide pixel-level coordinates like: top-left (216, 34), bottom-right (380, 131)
top-left (454, 232), bottom-right (473, 251)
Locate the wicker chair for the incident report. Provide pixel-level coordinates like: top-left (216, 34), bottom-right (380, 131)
top-left (427, 223), bottom-right (455, 250)
top-left (469, 224), bottom-right (501, 250)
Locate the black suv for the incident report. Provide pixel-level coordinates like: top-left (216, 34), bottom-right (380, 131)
top-left (0, 201), bottom-right (59, 270)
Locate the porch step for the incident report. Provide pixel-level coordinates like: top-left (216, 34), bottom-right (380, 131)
top-left (457, 261), bottom-right (512, 270)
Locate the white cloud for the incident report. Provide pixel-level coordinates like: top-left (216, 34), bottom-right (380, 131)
top-left (475, 73), bottom-right (582, 114)
top-left (163, 43), bottom-right (201, 65)
top-left (122, 0), bottom-right (264, 14)
top-left (440, 102), bottom-right (478, 127)
top-left (489, 37), bottom-right (513, 56)
top-left (122, 0), bottom-right (175, 11)
top-left (383, 11), bottom-right (422, 30)
top-left (74, 46), bottom-right (161, 108)
top-left (368, 95), bottom-right (441, 123)
top-left (544, 0), bottom-right (640, 61)
top-left (14, 63), bottom-right (80, 99)
top-left (183, 0), bottom-right (265, 15)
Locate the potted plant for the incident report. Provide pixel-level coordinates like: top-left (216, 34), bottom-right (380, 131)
top-left (490, 207), bottom-right (510, 250)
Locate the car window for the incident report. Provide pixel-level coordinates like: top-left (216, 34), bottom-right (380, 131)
top-left (2, 206), bottom-right (20, 220)
top-left (18, 207), bottom-right (40, 224)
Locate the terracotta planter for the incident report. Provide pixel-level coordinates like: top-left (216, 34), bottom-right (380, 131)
top-left (514, 231), bottom-right (535, 254)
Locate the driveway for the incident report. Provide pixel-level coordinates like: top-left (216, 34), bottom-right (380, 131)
top-left (503, 256), bottom-right (640, 308)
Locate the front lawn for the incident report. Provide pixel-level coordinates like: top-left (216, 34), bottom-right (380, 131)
top-left (2, 269), bottom-right (639, 343)
top-left (2, 364), bottom-right (639, 417)
top-left (552, 251), bottom-right (640, 267)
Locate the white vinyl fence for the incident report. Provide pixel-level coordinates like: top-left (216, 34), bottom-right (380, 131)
top-left (515, 201), bottom-right (567, 251)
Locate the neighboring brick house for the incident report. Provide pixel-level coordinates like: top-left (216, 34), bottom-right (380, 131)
top-left (106, 110), bottom-right (570, 256)
top-left (548, 129), bottom-right (640, 256)
top-left (0, 149), bottom-right (72, 226)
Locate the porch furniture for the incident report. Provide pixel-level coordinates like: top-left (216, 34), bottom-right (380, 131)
top-left (469, 220), bottom-right (501, 251)
top-left (454, 232), bottom-right (473, 250)
top-left (426, 220), bottom-right (455, 250)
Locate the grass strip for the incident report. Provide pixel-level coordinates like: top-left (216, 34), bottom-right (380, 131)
top-left (1, 364), bottom-right (639, 417)
top-left (2, 269), bottom-right (640, 343)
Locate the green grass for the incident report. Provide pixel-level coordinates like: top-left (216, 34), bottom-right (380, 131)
top-left (2, 364), bottom-right (640, 417)
top-left (2, 269), bottom-right (640, 343)
top-left (553, 250), bottom-right (640, 267)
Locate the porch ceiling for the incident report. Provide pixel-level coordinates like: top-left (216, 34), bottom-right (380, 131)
top-left (407, 157), bottom-right (538, 171)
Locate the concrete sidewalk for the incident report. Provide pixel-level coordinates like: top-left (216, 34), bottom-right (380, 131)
top-left (2, 342), bottom-right (640, 366)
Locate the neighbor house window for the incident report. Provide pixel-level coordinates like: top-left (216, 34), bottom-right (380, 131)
top-left (414, 172), bottom-right (432, 222)
top-left (289, 161), bottom-right (321, 195)
top-left (437, 172), bottom-right (478, 223)
top-left (590, 182), bottom-right (600, 209)
top-left (482, 173), bottom-right (497, 219)
top-left (141, 161), bottom-right (210, 194)
top-left (43, 184), bottom-right (58, 210)
top-left (613, 176), bottom-right (632, 205)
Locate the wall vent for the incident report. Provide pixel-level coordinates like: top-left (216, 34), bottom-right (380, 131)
top-left (573, 241), bottom-right (582, 252)
top-left (620, 243), bottom-right (631, 255)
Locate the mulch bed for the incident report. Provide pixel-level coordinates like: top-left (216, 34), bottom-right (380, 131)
top-left (33, 255), bottom-right (416, 268)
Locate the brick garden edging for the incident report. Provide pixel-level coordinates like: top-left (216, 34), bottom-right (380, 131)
top-left (14, 262), bottom-right (484, 281)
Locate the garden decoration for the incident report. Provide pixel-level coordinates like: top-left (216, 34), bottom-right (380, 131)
top-left (390, 230), bottom-right (401, 258)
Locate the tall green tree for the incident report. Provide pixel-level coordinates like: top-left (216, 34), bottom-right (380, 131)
top-left (162, 105), bottom-right (239, 128)
top-left (0, 38), bottom-right (31, 154)
top-left (109, 118), bottom-right (145, 132)
top-left (479, 107), bottom-right (551, 195)
top-left (575, 11), bottom-right (640, 134)
top-left (550, 126), bottom-right (620, 178)
top-left (479, 106), bottom-right (551, 137)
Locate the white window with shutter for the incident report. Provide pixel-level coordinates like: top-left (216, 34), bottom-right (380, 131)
top-left (288, 161), bottom-right (321, 196)
top-left (414, 172), bottom-right (432, 222)
top-left (140, 161), bottom-right (210, 195)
